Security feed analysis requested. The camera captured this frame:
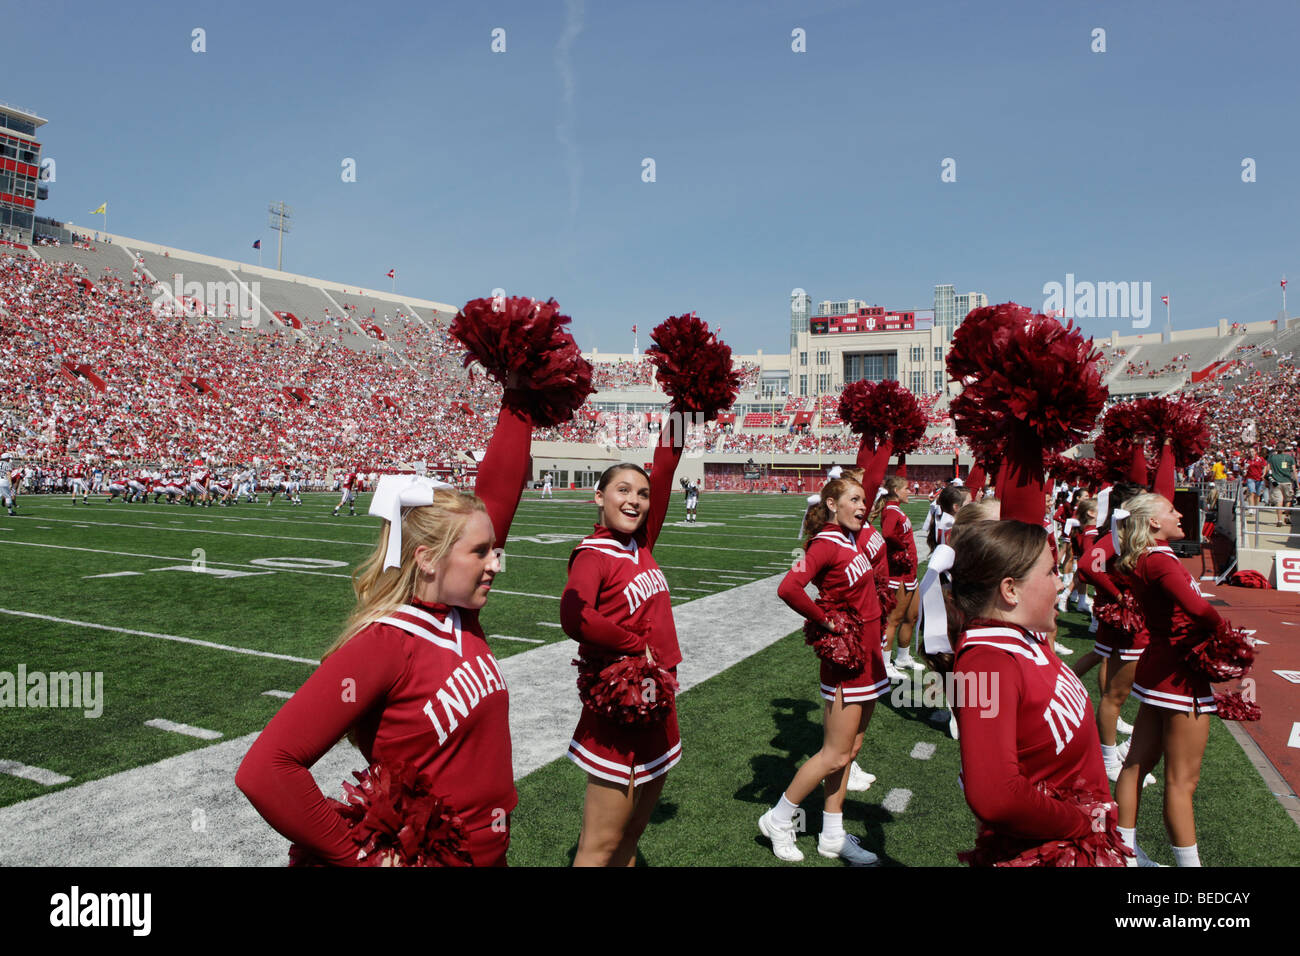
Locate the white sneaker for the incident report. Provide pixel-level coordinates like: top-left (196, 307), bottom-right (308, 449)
top-left (847, 763), bottom-right (876, 791)
top-left (1054, 642), bottom-right (1073, 656)
top-left (1106, 761), bottom-right (1156, 787)
top-left (1116, 717), bottom-right (1134, 735)
top-left (1076, 595), bottom-right (1092, 614)
top-left (1056, 593), bottom-right (1069, 613)
top-left (885, 661), bottom-right (905, 681)
top-left (758, 809), bottom-right (804, 862)
top-left (818, 831), bottom-right (879, 866)
top-left (894, 656), bottom-right (925, 672)
top-left (949, 712), bottom-right (959, 740)
top-left (1114, 738), bottom-right (1131, 762)
top-left (1135, 844), bottom-right (1163, 867)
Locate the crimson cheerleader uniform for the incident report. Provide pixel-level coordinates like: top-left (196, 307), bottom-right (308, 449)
top-left (1128, 545), bottom-right (1222, 714)
top-left (881, 500), bottom-right (918, 594)
top-left (236, 406), bottom-right (533, 866)
top-left (778, 523), bottom-right (889, 704)
top-left (1077, 530), bottom-right (1150, 661)
top-left (954, 621), bottom-right (1110, 860)
top-left (561, 433), bottom-right (684, 788)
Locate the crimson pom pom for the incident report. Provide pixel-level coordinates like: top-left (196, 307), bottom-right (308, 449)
top-left (837, 379), bottom-right (927, 453)
top-left (876, 581), bottom-right (897, 620)
top-left (1213, 691), bottom-right (1262, 721)
top-left (645, 313), bottom-right (741, 422)
top-left (947, 305), bottom-right (1108, 457)
top-left (1129, 397), bottom-right (1210, 468)
top-left (449, 296), bottom-right (595, 426)
top-left (1094, 591), bottom-right (1147, 641)
top-left (289, 761), bottom-right (473, 867)
top-left (1092, 427), bottom-right (1140, 484)
top-left (1184, 619), bottom-right (1256, 681)
top-left (804, 601), bottom-right (867, 675)
top-left (958, 778), bottom-right (1132, 868)
top-left (574, 653), bottom-right (678, 726)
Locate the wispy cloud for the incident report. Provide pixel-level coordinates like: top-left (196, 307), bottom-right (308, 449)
top-left (555, 0), bottom-right (584, 226)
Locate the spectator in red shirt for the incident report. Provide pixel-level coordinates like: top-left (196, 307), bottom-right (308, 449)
top-left (1244, 446), bottom-right (1267, 506)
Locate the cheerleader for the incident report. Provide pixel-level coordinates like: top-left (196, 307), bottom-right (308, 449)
top-left (872, 476), bottom-right (923, 673)
top-left (238, 294), bottom-right (591, 867)
top-left (1113, 492), bottom-right (1223, 866)
top-left (925, 483), bottom-right (971, 553)
top-left (949, 518), bottom-right (1119, 865)
top-left (760, 475), bottom-right (886, 865)
top-left (236, 400), bottom-right (534, 865)
top-left (561, 416), bottom-right (685, 866)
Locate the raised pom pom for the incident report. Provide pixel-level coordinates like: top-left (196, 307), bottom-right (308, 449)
top-left (1129, 397), bottom-right (1210, 468)
top-left (948, 305), bottom-right (1108, 456)
top-left (289, 761), bottom-right (473, 867)
top-left (1213, 691), bottom-right (1262, 721)
top-left (574, 653), bottom-right (678, 726)
top-left (449, 296), bottom-right (595, 427)
top-left (1184, 619), bottom-right (1256, 681)
top-left (837, 379), bottom-right (926, 453)
top-left (804, 600), bottom-right (867, 675)
top-left (645, 313), bottom-right (741, 422)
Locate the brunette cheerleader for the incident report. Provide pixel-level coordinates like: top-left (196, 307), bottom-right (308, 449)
top-left (949, 519), bottom-right (1123, 865)
top-left (561, 420), bottom-right (686, 866)
top-left (872, 476), bottom-right (923, 673)
top-left (760, 475), bottom-right (886, 865)
top-left (561, 312), bottom-right (738, 867)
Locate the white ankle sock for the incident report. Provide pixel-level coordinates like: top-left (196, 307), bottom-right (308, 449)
top-left (1118, 826), bottom-right (1136, 851)
top-left (1101, 743), bottom-right (1118, 766)
top-left (772, 793), bottom-right (799, 827)
top-left (822, 811), bottom-right (844, 841)
top-left (1172, 844), bottom-right (1201, 867)
top-left (894, 647), bottom-right (914, 665)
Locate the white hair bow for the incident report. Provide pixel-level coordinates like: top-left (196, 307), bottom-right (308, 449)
top-left (1110, 507), bottom-right (1130, 555)
top-left (918, 544), bottom-right (955, 656)
top-left (369, 473), bottom-right (456, 570)
top-left (827, 466), bottom-right (843, 480)
top-left (1095, 486), bottom-right (1112, 528)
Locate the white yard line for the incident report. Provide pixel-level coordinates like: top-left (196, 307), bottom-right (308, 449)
top-left (882, 789), bottom-right (913, 813)
top-left (488, 634), bottom-right (545, 644)
top-left (0, 572), bottom-right (804, 865)
top-left (144, 719), bottom-right (222, 740)
top-left (0, 760), bottom-right (70, 786)
top-left (261, 690), bottom-right (294, 699)
top-left (0, 608), bottom-right (319, 665)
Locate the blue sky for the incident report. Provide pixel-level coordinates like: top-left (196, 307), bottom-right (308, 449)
top-left (9, 0), bottom-right (1299, 352)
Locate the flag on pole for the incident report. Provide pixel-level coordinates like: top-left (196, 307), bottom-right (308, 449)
top-left (253, 239), bottom-right (261, 250)
top-left (1161, 295), bottom-right (1169, 306)
top-left (386, 269), bottom-right (395, 279)
top-left (90, 203), bottom-right (106, 215)
top-left (631, 324), bottom-right (636, 334)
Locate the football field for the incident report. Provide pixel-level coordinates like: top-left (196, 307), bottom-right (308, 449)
top-left (1, 489), bottom-right (1297, 866)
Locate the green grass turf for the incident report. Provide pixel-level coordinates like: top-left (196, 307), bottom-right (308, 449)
top-left (512, 605), bottom-right (1300, 866)
top-left (1, 490), bottom-right (1297, 865)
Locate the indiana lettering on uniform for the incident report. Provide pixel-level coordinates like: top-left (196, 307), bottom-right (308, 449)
top-left (623, 568), bottom-right (669, 614)
top-left (421, 653), bottom-right (507, 745)
top-left (1042, 669), bottom-right (1091, 754)
top-left (844, 551), bottom-right (872, 588)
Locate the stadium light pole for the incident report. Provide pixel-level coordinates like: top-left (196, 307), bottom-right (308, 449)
top-left (268, 201), bottom-right (293, 272)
